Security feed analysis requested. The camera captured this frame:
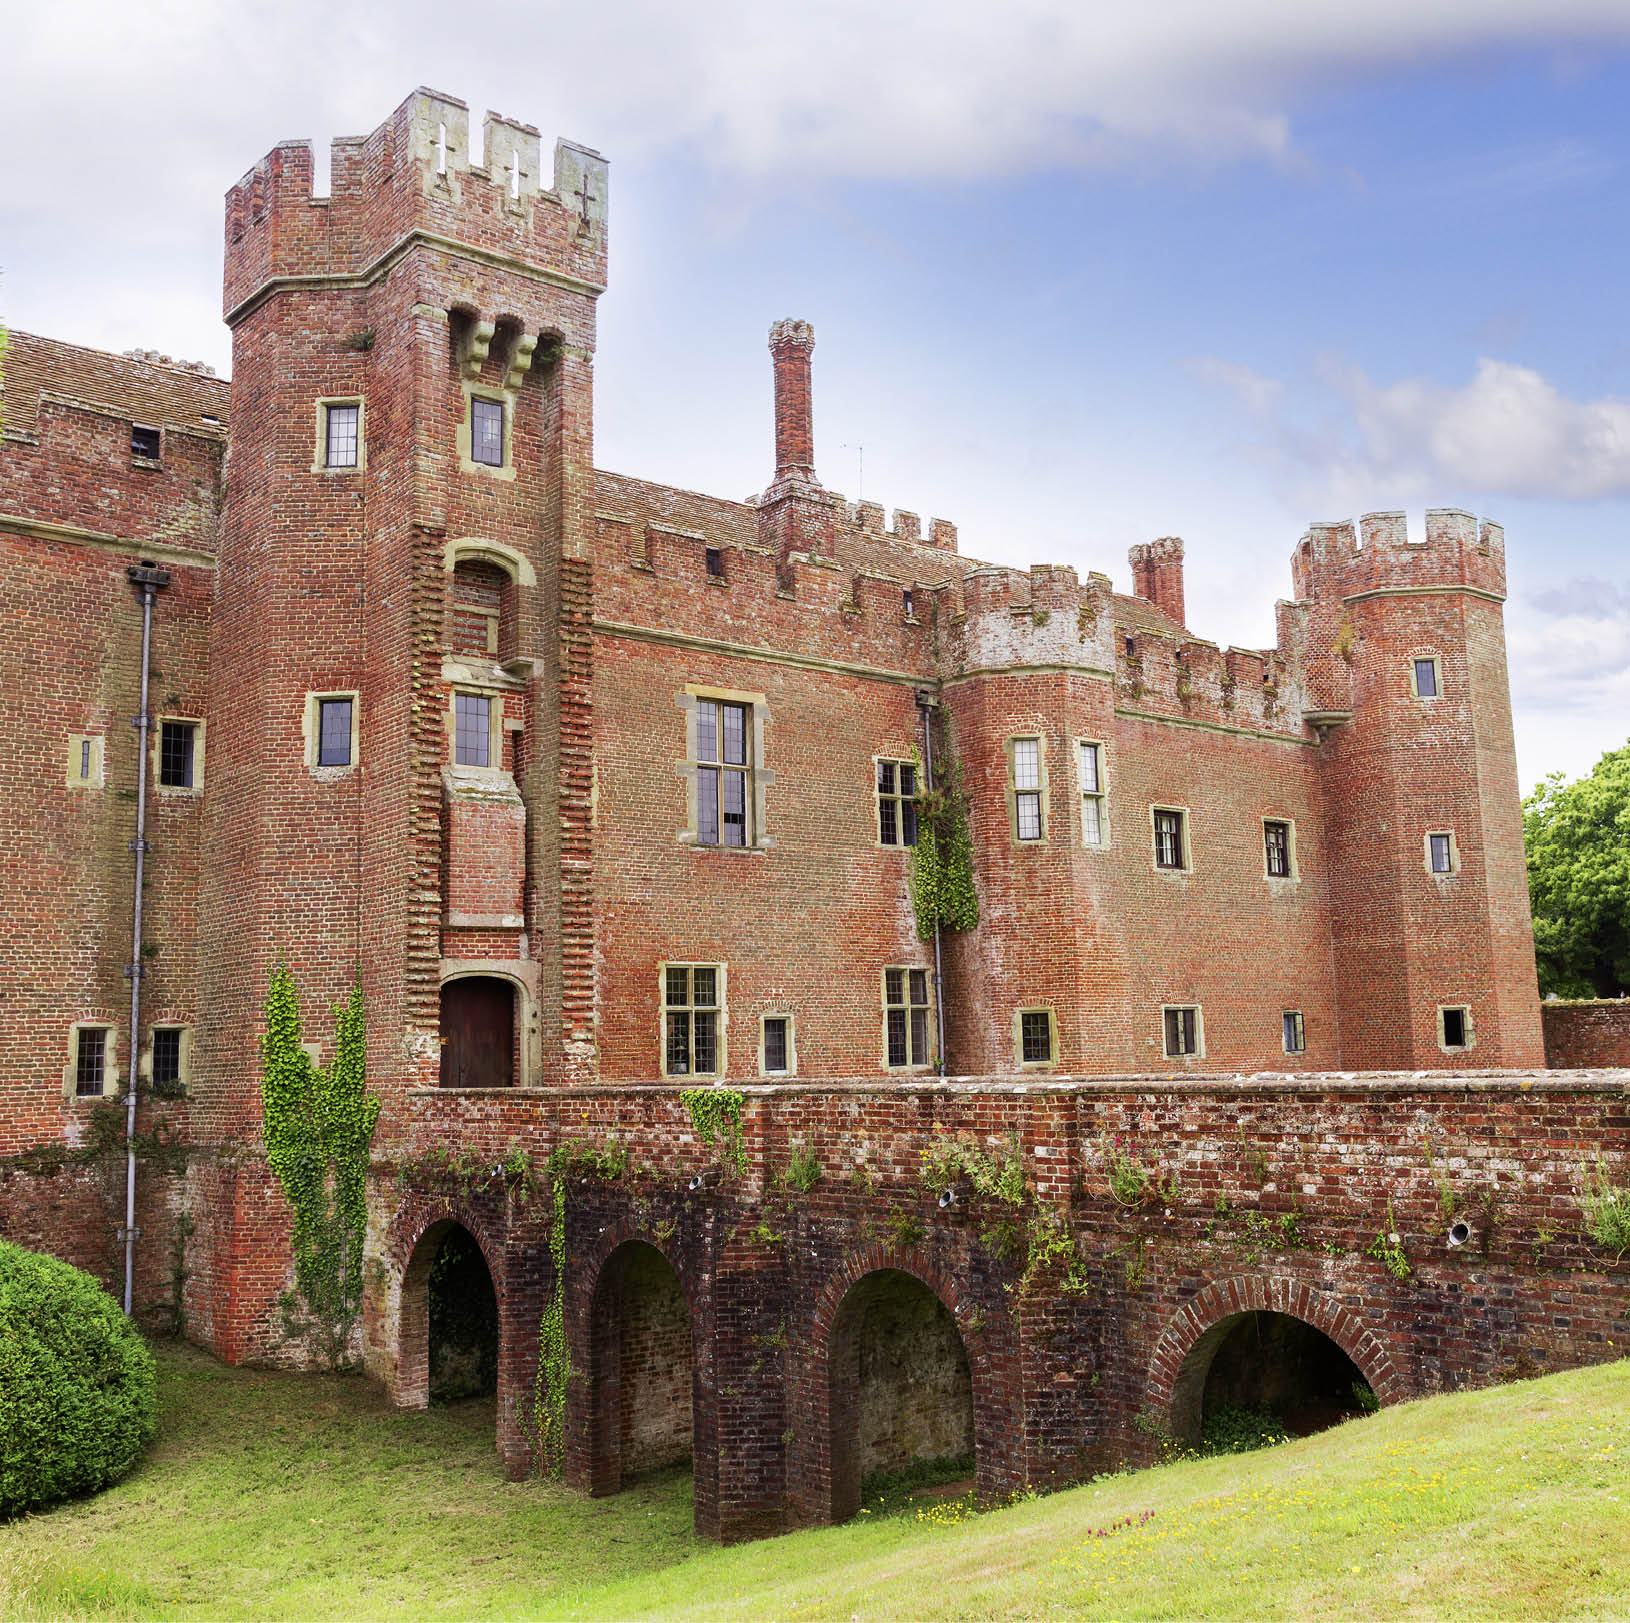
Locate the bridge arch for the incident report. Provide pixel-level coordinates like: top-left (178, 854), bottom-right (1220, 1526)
top-left (1146, 1275), bottom-right (1407, 1448)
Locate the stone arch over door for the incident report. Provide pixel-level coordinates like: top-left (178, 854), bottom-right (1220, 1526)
top-left (1145, 1275), bottom-right (1408, 1448)
top-left (803, 1245), bottom-right (1000, 1526)
top-left (438, 964), bottom-right (537, 1088)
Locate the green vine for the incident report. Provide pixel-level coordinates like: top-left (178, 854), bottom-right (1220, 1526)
top-left (681, 1088), bottom-right (747, 1175)
top-left (919, 1132), bottom-right (1025, 1206)
top-left (1366, 1199), bottom-right (1411, 1280)
top-left (261, 966), bottom-right (380, 1369)
top-left (532, 1174), bottom-right (568, 1476)
top-left (909, 753), bottom-right (980, 940)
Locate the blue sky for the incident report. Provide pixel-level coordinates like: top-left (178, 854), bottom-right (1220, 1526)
top-left (6, 3), bottom-right (1629, 789)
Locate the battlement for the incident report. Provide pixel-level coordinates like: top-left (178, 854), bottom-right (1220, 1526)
top-left (843, 501), bottom-right (959, 552)
top-left (1291, 508), bottom-right (1507, 604)
top-left (222, 87), bottom-right (608, 321)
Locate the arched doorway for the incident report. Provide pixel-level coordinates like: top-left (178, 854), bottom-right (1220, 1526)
top-left (439, 976), bottom-right (516, 1089)
top-left (427, 1224), bottom-right (499, 1402)
top-left (827, 1269), bottom-right (974, 1523)
top-left (587, 1242), bottom-right (694, 1498)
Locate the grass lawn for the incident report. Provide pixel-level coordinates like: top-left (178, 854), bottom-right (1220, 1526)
top-left (2, 1341), bottom-right (1627, 1620)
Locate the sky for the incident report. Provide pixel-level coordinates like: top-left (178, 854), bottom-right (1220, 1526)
top-left (5, 1), bottom-right (1630, 792)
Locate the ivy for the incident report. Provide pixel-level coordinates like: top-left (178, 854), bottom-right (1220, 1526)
top-left (681, 1088), bottom-right (747, 1175)
top-left (531, 1174), bottom-right (568, 1476)
top-left (261, 966), bottom-right (379, 1369)
top-left (909, 753), bottom-right (979, 940)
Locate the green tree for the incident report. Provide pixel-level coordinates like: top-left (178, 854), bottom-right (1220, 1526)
top-left (1524, 741), bottom-right (1630, 998)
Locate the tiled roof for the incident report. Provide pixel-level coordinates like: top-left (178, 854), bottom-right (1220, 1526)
top-left (1, 331), bottom-right (230, 438)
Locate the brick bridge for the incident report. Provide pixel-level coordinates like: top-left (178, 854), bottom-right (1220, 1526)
top-left (366, 1072), bottom-right (1628, 1542)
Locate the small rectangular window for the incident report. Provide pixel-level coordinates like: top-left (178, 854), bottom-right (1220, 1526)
top-left (883, 967), bottom-right (931, 1069)
top-left (1429, 833), bottom-right (1455, 874)
top-left (1020, 1009), bottom-right (1052, 1064)
top-left (324, 404), bottom-right (359, 469)
top-left (1413, 658), bottom-right (1439, 699)
top-left (902, 589), bottom-right (915, 618)
top-left (75, 1027), bottom-right (108, 1097)
top-left (1282, 1010), bottom-right (1305, 1055)
top-left (454, 694), bottom-right (491, 767)
top-left (1441, 1007), bottom-right (1468, 1049)
top-left (131, 424), bottom-right (161, 460)
top-left (705, 547), bottom-right (725, 579)
top-left (152, 1027), bottom-right (184, 1094)
top-left (316, 697), bottom-right (354, 767)
top-left (877, 759), bottom-right (919, 847)
top-left (471, 397), bottom-right (505, 467)
top-left (696, 698), bottom-right (751, 847)
top-left (1154, 808), bottom-right (1186, 870)
top-left (665, 965), bottom-right (720, 1077)
top-left (1163, 1006), bottom-right (1199, 1057)
top-left (1013, 737), bottom-right (1042, 841)
top-left (763, 1016), bottom-right (789, 1074)
top-left (159, 720), bottom-right (196, 789)
top-left (1265, 820), bottom-right (1291, 878)
top-left (1079, 741), bottom-right (1105, 847)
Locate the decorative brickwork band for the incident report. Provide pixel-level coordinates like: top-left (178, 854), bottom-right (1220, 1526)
top-left (768, 319), bottom-right (817, 478)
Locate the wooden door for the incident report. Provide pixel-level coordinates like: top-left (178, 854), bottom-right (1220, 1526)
top-left (439, 978), bottom-right (515, 1089)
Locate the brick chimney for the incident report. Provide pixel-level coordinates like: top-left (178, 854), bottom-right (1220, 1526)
top-left (1128, 537), bottom-right (1185, 628)
top-left (769, 318), bottom-right (817, 479)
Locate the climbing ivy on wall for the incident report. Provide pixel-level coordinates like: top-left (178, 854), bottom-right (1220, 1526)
top-left (910, 755), bottom-right (980, 941)
top-left (532, 1172), bottom-right (569, 1475)
top-left (681, 1088), bottom-right (747, 1174)
top-left (261, 966), bottom-right (379, 1369)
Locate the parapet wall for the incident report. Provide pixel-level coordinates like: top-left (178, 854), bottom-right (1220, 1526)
top-left (1291, 509), bottom-right (1507, 605)
top-left (1543, 1000), bottom-right (1630, 1069)
top-left (223, 87), bottom-right (608, 319)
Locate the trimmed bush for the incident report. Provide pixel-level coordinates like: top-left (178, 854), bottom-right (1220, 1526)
top-left (0, 1241), bottom-right (157, 1517)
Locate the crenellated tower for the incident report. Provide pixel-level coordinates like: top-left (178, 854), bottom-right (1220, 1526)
top-left (1294, 509), bottom-right (1543, 1068)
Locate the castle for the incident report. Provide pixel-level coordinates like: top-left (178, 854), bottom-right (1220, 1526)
top-left (2, 88), bottom-right (1624, 1540)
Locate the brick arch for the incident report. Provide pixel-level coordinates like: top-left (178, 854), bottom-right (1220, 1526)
top-left (572, 1219), bottom-right (701, 1505)
top-left (803, 1243), bottom-right (988, 1526)
top-left (1146, 1275), bottom-right (1408, 1447)
top-left (389, 1197), bottom-right (508, 1414)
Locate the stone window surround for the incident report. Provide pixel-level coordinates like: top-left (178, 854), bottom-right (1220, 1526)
top-left (63, 1020), bottom-right (120, 1100)
top-left (758, 1011), bottom-right (796, 1077)
top-left (1408, 653), bottom-right (1443, 701)
top-left (1006, 732), bottom-right (1049, 845)
top-left (1437, 1003), bottom-right (1476, 1054)
top-left (437, 961), bottom-right (540, 1091)
top-left (674, 685), bottom-right (774, 851)
top-left (151, 715), bottom-right (205, 797)
top-left (444, 685), bottom-right (508, 774)
top-left (141, 1021), bottom-right (193, 1094)
top-left (1424, 829), bottom-right (1461, 878)
top-left (66, 733), bottom-right (105, 790)
top-left (1150, 803), bottom-right (1192, 874)
top-left (880, 964), bottom-right (935, 1072)
top-left (873, 753), bottom-right (919, 850)
top-left (1161, 1003), bottom-right (1205, 1060)
top-left (456, 382), bottom-right (516, 482)
top-left (659, 961), bottom-right (728, 1079)
top-left (1012, 1005), bottom-right (1059, 1070)
top-left (312, 396), bottom-right (365, 475)
top-left (1282, 1008), bottom-right (1306, 1055)
top-left (302, 690), bottom-right (361, 775)
top-left (1262, 815), bottom-right (1299, 883)
top-left (1076, 737), bottom-right (1109, 849)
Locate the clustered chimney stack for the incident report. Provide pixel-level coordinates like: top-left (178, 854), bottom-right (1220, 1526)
top-left (1129, 536), bottom-right (1186, 628)
top-left (769, 319), bottom-right (817, 480)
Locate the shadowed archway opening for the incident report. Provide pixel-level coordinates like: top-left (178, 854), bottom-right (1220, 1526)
top-left (1173, 1310), bottom-right (1375, 1451)
top-left (439, 976), bottom-right (516, 1089)
top-left (587, 1242), bottom-right (694, 1498)
top-left (828, 1269), bottom-right (974, 1524)
top-left (427, 1223), bottom-right (499, 1403)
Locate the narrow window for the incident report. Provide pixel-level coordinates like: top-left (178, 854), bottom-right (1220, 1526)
top-left (1079, 742), bottom-right (1105, 846)
top-left (1154, 808), bottom-right (1186, 870)
top-left (902, 589), bottom-right (915, 619)
top-left (75, 1027), bottom-right (108, 1097)
top-left (763, 1016), bottom-right (789, 1075)
top-left (665, 965), bottom-right (719, 1077)
top-left (152, 1027), bottom-right (184, 1094)
top-left (883, 967), bottom-right (931, 1069)
top-left (1441, 1007), bottom-right (1468, 1049)
top-left (317, 697), bottom-right (354, 767)
top-left (471, 397), bottom-right (505, 467)
top-left (1282, 1010), bottom-right (1305, 1055)
top-left (1163, 1006), bottom-right (1199, 1057)
top-left (1413, 658), bottom-right (1439, 699)
top-left (324, 403), bottom-right (359, 469)
top-left (876, 759), bottom-right (918, 847)
top-left (705, 547), bottom-right (725, 580)
top-left (131, 424), bottom-right (161, 460)
top-left (1013, 737), bottom-right (1042, 841)
top-left (159, 720), bottom-right (196, 789)
top-left (80, 739), bottom-right (92, 780)
top-left (1264, 819), bottom-right (1291, 878)
top-left (1020, 1009), bottom-right (1052, 1064)
top-left (454, 694), bottom-right (491, 767)
top-left (1429, 833), bottom-right (1455, 875)
top-left (696, 698), bottom-right (750, 847)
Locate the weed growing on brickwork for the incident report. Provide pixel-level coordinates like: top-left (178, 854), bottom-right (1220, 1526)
top-left (1102, 1137), bottom-right (1179, 1209)
top-left (910, 755), bottom-right (979, 941)
top-left (1424, 1139), bottom-right (1459, 1221)
top-left (920, 1131), bottom-right (1025, 1207)
top-left (260, 968), bottom-right (378, 1370)
top-left (780, 1140), bottom-right (822, 1192)
top-left (1021, 1208), bottom-right (1092, 1296)
top-left (1579, 1158), bottom-right (1630, 1256)
top-left (887, 1208), bottom-right (927, 1248)
top-left (681, 1088), bottom-right (747, 1175)
top-left (553, 1136), bottom-right (628, 1183)
top-left (2, 1101), bottom-right (188, 1181)
top-left (1366, 1200), bottom-right (1411, 1281)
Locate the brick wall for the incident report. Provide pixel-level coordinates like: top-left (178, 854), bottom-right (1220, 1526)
top-left (1543, 1000), bottom-right (1630, 1068)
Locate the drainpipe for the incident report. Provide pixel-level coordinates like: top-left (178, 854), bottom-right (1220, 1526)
top-left (916, 690), bottom-right (947, 1076)
top-left (124, 560), bottom-right (170, 1315)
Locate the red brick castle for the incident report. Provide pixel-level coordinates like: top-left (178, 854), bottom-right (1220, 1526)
top-left (2, 89), bottom-right (1621, 1540)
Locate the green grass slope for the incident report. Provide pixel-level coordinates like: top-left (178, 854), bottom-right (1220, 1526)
top-left (1, 1342), bottom-right (1625, 1621)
